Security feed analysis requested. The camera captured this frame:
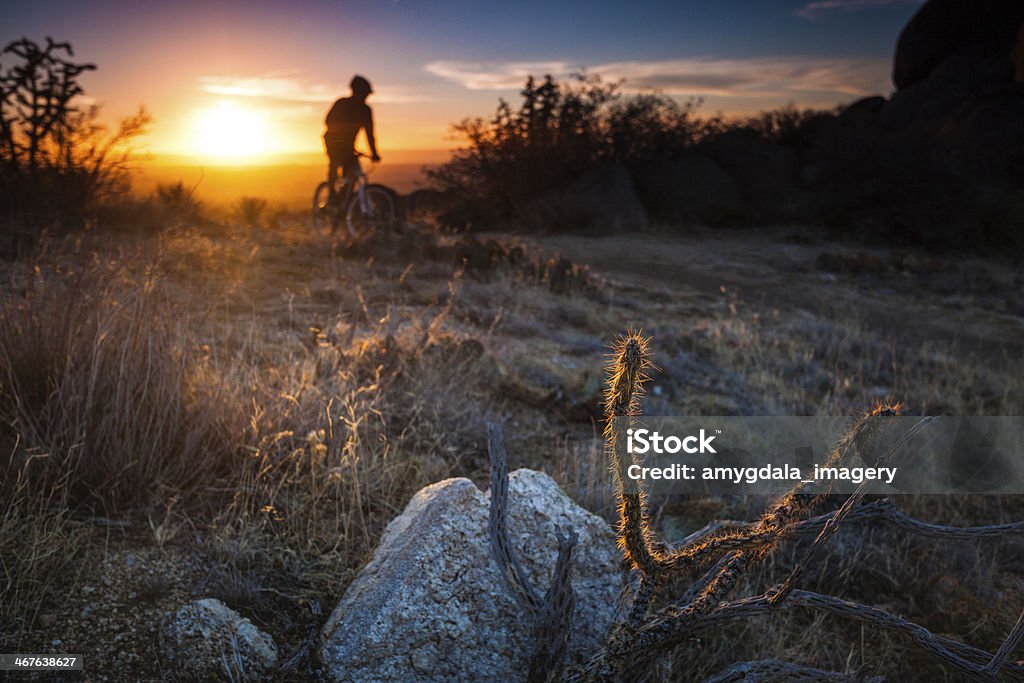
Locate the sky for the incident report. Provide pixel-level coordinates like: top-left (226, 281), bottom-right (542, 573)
top-left (2, 0), bottom-right (924, 164)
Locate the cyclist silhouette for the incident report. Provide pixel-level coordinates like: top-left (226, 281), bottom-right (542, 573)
top-left (324, 75), bottom-right (380, 204)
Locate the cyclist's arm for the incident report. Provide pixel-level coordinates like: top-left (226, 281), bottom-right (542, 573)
top-left (364, 107), bottom-right (380, 160)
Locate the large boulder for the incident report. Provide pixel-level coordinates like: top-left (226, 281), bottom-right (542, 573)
top-left (695, 129), bottom-right (798, 218)
top-left (884, 1), bottom-right (1024, 148)
top-left (893, 0), bottom-right (1024, 90)
top-left (633, 153), bottom-right (742, 226)
top-left (159, 598), bottom-right (278, 681)
top-left (318, 469), bottom-right (622, 682)
top-left (402, 188), bottom-right (458, 219)
top-left (557, 164), bottom-right (648, 231)
top-left (937, 89), bottom-right (1024, 177)
top-left (800, 96), bottom-right (886, 184)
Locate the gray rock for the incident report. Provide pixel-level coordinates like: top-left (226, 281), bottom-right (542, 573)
top-left (402, 188), bottom-right (457, 219)
top-left (319, 469), bottom-right (623, 682)
top-left (696, 129), bottom-right (797, 216)
top-left (634, 153), bottom-right (741, 225)
top-left (562, 164), bottom-right (648, 230)
top-left (159, 598), bottom-right (278, 681)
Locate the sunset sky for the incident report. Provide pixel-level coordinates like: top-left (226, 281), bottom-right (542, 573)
top-left (3, 0), bottom-right (924, 165)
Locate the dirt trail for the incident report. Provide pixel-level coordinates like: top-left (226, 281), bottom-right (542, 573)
top-left (537, 229), bottom-right (1024, 358)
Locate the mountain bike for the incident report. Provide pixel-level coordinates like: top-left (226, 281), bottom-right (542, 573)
top-left (312, 151), bottom-right (398, 239)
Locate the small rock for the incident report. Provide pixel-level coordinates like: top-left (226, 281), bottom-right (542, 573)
top-left (160, 598), bottom-right (277, 681)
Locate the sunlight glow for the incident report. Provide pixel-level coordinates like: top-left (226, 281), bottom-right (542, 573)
top-left (190, 101), bottom-right (271, 162)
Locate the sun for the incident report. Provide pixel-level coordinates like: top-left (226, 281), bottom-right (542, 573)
top-left (190, 101), bottom-right (271, 162)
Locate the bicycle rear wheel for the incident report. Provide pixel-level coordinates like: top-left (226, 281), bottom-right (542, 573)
top-left (346, 184), bottom-right (397, 239)
top-left (311, 182), bottom-right (339, 237)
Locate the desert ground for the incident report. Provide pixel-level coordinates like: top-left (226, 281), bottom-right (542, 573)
top-left (2, 214), bottom-right (1023, 681)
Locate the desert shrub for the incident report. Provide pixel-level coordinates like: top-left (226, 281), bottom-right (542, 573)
top-left (155, 180), bottom-right (204, 227)
top-left (427, 74), bottom-right (856, 233)
top-left (427, 74), bottom-right (705, 228)
top-left (234, 196), bottom-right (268, 228)
top-left (0, 37), bottom-right (149, 239)
top-left (604, 93), bottom-right (702, 163)
top-left (740, 103), bottom-right (840, 152)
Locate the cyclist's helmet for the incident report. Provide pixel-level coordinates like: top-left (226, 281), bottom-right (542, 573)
top-left (351, 75), bottom-right (373, 96)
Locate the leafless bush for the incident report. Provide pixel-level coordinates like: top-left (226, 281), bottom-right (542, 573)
top-left (0, 37), bottom-right (149, 234)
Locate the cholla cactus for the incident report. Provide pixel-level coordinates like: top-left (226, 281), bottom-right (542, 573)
top-left (489, 330), bottom-right (1024, 682)
top-left (603, 331), bottom-right (662, 578)
top-left (562, 331), bottom-right (1024, 683)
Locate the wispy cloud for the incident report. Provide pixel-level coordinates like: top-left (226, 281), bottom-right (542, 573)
top-left (797, 0), bottom-right (923, 19)
top-left (198, 72), bottom-right (434, 104)
top-left (424, 56), bottom-right (888, 98)
top-left (423, 61), bottom-right (571, 91)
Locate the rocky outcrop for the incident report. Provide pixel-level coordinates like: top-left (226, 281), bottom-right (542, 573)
top-left (318, 469), bottom-right (622, 683)
top-left (893, 0), bottom-right (1024, 90)
top-left (159, 598), bottom-right (278, 681)
top-left (885, 0), bottom-right (1024, 166)
top-left (786, 0), bottom-right (1024, 244)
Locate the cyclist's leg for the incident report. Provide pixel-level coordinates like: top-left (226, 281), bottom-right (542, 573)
top-left (340, 153), bottom-right (359, 204)
top-left (325, 140), bottom-right (350, 205)
top-left (325, 145), bottom-right (339, 204)
top-left (327, 162), bottom-right (339, 204)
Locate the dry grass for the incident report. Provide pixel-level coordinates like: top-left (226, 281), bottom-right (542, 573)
top-left (0, 218), bottom-right (529, 667)
top-left (0, 469), bottom-right (88, 639)
top-left (0, 256), bottom-right (245, 512)
top-left (648, 292), bottom-right (1023, 418)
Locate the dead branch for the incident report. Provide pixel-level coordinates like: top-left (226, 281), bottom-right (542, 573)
top-left (702, 658), bottom-right (884, 683)
top-left (487, 422), bottom-right (578, 682)
top-left (487, 422), bottom-right (540, 614)
top-left (529, 529), bottom-right (578, 683)
top-left (987, 606), bottom-right (1024, 675)
top-left (577, 588), bottom-right (1024, 683)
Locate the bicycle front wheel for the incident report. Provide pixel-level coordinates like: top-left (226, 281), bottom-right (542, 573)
top-left (346, 184), bottom-right (397, 239)
top-left (312, 182), bottom-right (339, 237)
